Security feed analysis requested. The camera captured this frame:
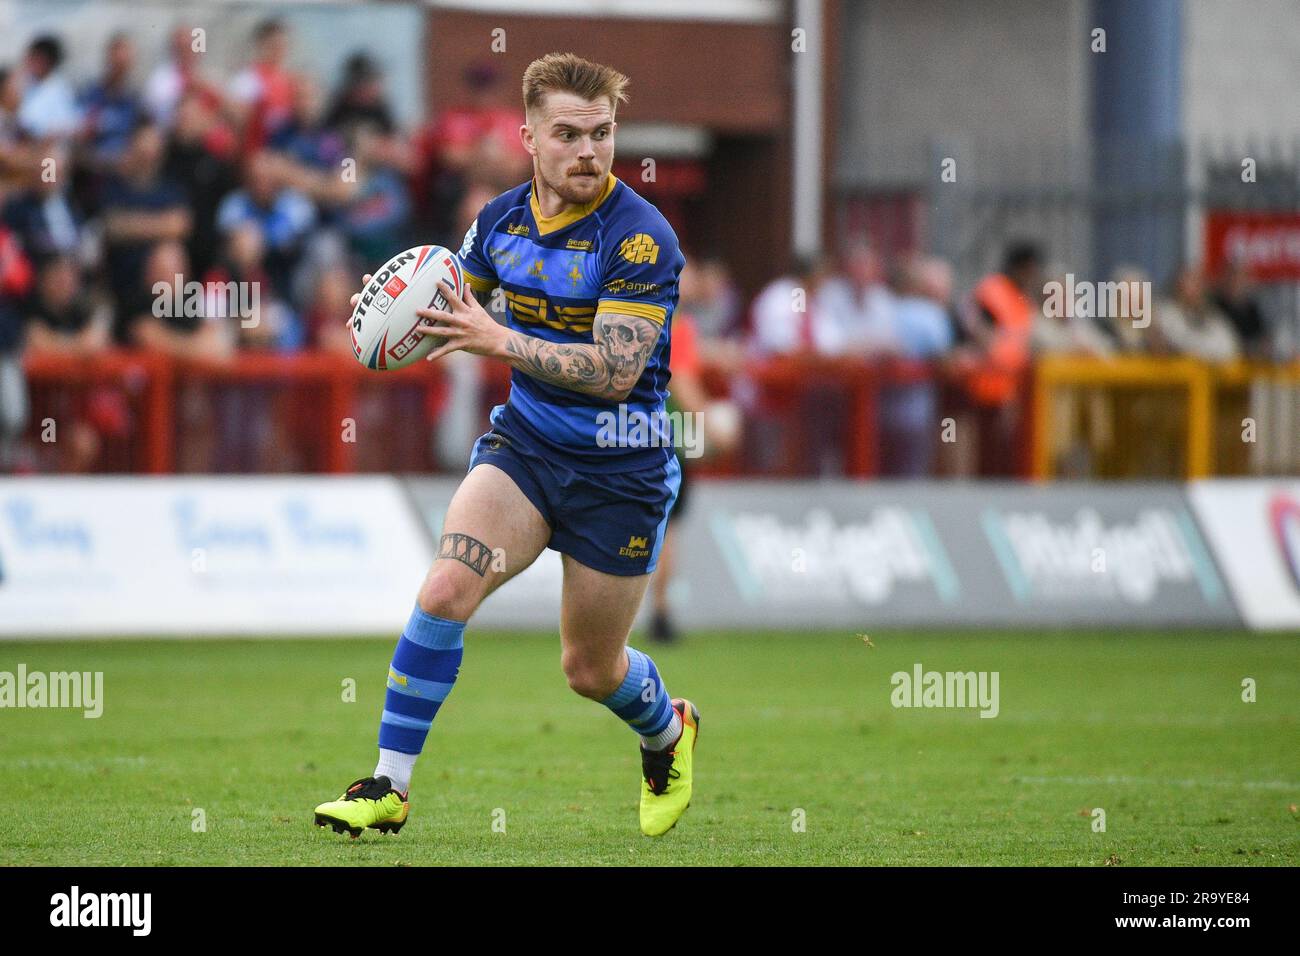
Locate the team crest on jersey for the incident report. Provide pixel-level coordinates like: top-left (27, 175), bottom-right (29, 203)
top-left (566, 254), bottom-right (585, 289)
top-left (618, 233), bottom-right (660, 265)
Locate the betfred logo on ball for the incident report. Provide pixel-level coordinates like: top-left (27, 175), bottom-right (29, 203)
top-left (389, 326), bottom-right (425, 361)
top-left (349, 245), bottom-right (464, 370)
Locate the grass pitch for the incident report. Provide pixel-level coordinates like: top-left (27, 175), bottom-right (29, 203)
top-left (1, 630), bottom-right (1296, 866)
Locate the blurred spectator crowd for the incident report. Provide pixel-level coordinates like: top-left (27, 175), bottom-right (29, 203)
top-left (732, 239), bottom-right (1285, 476)
top-left (0, 21), bottom-right (1288, 476)
top-left (0, 20), bottom-right (531, 469)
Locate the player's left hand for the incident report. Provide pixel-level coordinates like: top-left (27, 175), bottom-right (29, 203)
top-left (413, 281), bottom-right (506, 362)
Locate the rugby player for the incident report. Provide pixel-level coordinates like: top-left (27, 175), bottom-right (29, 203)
top-left (314, 53), bottom-right (696, 839)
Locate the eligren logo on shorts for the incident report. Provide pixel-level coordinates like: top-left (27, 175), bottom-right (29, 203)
top-left (619, 534), bottom-right (651, 558)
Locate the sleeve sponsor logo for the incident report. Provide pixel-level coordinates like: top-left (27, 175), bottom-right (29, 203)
top-left (603, 278), bottom-right (660, 295)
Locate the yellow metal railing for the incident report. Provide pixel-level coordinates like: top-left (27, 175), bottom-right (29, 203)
top-left (1032, 356), bottom-right (1300, 480)
top-left (1210, 360), bottom-right (1300, 476)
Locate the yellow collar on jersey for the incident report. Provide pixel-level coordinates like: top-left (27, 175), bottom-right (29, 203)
top-left (529, 172), bottom-right (618, 236)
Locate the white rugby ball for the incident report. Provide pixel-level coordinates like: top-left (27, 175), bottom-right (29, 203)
top-left (349, 244), bottom-right (465, 370)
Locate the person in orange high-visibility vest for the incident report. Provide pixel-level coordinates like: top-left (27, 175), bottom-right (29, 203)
top-left (956, 242), bottom-right (1042, 474)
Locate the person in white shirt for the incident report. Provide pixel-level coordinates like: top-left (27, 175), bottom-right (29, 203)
top-left (1154, 265), bottom-right (1240, 363)
top-left (812, 240), bottom-right (897, 356)
top-left (879, 256), bottom-right (954, 475)
top-left (17, 36), bottom-right (79, 141)
top-left (144, 27), bottom-right (223, 130)
top-left (748, 255), bottom-right (830, 356)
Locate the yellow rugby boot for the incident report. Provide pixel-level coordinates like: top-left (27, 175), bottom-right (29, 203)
top-left (313, 775), bottom-right (408, 839)
top-left (639, 698), bottom-right (699, 836)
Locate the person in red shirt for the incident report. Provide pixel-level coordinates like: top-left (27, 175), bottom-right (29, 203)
top-left (412, 62), bottom-right (532, 239)
top-left (228, 19), bottom-right (297, 154)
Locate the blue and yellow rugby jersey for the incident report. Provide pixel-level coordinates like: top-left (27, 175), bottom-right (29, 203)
top-left (457, 172), bottom-right (685, 472)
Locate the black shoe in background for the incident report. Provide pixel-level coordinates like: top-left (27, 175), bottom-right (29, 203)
top-left (649, 610), bottom-right (680, 644)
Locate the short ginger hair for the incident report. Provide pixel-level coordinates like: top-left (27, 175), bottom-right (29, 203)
top-left (521, 52), bottom-right (629, 118)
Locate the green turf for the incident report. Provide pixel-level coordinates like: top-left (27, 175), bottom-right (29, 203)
top-left (0, 631), bottom-right (1296, 866)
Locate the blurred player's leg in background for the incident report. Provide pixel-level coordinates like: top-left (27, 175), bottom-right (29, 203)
top-left (434, 351), bottom-right (484, 470)
top-left (648, 455), bottom-right (687, 643)
top-left (648, 526), bottom-right (678, 643)
top-left (0, 354), bottom-right (29, 473)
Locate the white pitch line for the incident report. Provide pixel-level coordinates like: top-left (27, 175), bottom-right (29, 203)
top-left (1015, 774), bottom-right (1297, 791)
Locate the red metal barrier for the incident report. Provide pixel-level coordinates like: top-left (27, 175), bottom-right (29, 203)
top-left (24, 350), bottom-right (173, 473)
top-left (20, 349), bottom-right (1031, 476)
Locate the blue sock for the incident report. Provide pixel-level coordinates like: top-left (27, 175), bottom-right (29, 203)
top-left (377, 604), bottom-right (465, 758)
top-left (600, 647), bottom-right (676, 744)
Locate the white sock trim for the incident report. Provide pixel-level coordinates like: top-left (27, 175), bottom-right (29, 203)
top-left (640, 709), bottom-right (683, 752)
top-left (374, 749), bottom-right (417, 795)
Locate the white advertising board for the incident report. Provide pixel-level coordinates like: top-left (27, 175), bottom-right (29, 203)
top-left (0, 477), bottom-right (433, 637)
top-left (1187, 480), bottom-right (1300, 629)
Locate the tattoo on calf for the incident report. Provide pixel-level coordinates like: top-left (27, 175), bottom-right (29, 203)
top-left (438, 532), bottom-right (494, 576)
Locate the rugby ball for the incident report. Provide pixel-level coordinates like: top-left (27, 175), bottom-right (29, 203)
top-left (349, 245), bottom-right (465, 370)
